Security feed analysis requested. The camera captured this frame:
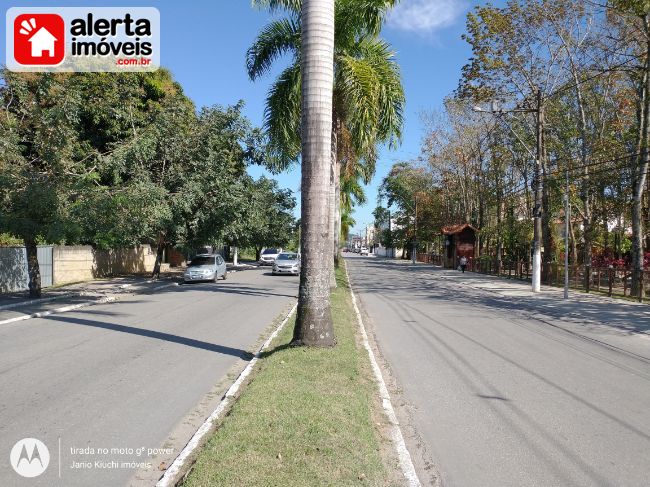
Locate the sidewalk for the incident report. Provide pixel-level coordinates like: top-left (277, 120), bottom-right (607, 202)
top-left (0, 260), bottom-right (263, 306)
top-left (387, 258), bottom-right (650, 336)
top-left (0, 272), bottom-right (183, 323)
top-left (0, 263), bottom-right (260, 323)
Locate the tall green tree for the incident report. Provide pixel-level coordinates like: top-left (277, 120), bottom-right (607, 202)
top-left (225, 176), bottom-right (297, 260)
top-left (1, 70), bottom-right (269, 295)
top-left (610, 0), bottom-right (650, 296)
top-left (0, 72), bottom-right (92, 297)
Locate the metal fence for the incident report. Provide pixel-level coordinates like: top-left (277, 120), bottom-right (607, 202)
top-left (0, 246), bottom-right (53, 293)
top-left (417, 253), bottom-right (650, 302)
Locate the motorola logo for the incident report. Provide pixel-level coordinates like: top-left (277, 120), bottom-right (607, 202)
top-left (10, 438), bottom-right (50, 478)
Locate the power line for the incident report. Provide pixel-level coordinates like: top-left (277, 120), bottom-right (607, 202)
top-left (494, 152), bottom-right (646, 200)
top-left (544, 53), bottom-right (644, 101)
top-left (437, 150), bottom-right (644, 202)
top-left (543, 151), bottom-right (641, 178)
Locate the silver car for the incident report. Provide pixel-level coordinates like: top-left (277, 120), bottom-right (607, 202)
top-left (260, 247), bottom-right (282, 266)
top-left (183, 254), bottom-right (227, 283)
top-left (272, 252), bottom-right (300, 275)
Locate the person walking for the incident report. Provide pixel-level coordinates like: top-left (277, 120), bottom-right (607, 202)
top-left (459, 255), bottom-right (467, 273)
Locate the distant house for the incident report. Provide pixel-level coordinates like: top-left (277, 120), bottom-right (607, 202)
top-left (29, 27), bottom-right (57, 57)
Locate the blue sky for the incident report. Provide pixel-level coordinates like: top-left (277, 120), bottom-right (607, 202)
top-left (4, 0), bottom-right (500, 236)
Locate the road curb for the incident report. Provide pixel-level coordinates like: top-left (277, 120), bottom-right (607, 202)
top-left (0, 293), bottom-right (75, 311)
top-left (155, 301), bottom-right (298, 487)
top-left (0, 296), bottom-right (119, 325)
top-left (0, 281), bottom-right (180, 325)
top-left (0, 277), bottom-right (176, 312)
top-left (345, 263), bottom-right (422, 487)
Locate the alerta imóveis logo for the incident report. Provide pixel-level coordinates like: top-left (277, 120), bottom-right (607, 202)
top-left (5, 7), bottom-right (160, 72)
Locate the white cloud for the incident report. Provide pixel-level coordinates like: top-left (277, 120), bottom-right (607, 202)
top-left (387, 0), bottom-right (467, 34)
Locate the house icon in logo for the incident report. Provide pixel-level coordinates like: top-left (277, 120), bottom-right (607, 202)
top-left (13, 13), bottom-right (65, 66)
top-left (28, 27), bottom-right (58, 57)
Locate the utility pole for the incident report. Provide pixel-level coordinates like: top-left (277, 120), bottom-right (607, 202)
top-left (532, 88), bottom-right (544, 293)
top-left (473, 91), bottom-right (543, 292)
top-left (564, 166), bottom-right (570, 299)
top-left (388, 209), bottom-right (393, 258)
top-left (412, 195), bottom-right (418, 264)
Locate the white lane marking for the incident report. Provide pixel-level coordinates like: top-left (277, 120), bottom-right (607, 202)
top-left (345, 263), bottom-right (422, 487)
top-left (156, 301), bottom-right (298, 487)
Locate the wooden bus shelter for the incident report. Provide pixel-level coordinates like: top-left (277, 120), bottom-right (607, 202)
top-left (443, 223), bottom-right (478, 269)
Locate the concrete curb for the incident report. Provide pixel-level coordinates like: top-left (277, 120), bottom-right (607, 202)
top-left (0, 293), bottom-right (75, 311)
top-left (0, 277), bottom-right (176, 312)
top-left (0, 281), bottom-right (180, 325)
top-left (0, 296), bottom-right (118, 325)
top-left (345, 264), bottom-right (422, 487)
top-left (155, 302), bottom-right (298, 487)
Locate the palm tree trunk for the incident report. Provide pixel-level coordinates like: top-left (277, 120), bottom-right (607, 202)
top-left (293, 0), bottom-right (336, 346)
top-left (333, 118), bottom-right (341, 271)
top-left (328, 124), bottom-right (337, 288)
top-left (334, 157), bottom-right (341, 266)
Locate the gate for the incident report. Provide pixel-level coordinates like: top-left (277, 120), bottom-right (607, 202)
top-left (0, 245), bottom-right (53, 293)
top-left (37, 246), bottom-right (53, 287)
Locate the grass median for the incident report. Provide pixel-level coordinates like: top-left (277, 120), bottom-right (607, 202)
top-left (182, 264), bottom-right (397, 486)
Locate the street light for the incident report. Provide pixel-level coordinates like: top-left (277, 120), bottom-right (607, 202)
top-left (473, 91), bottom-right (544, 293)
top-left (412, 195), bottom-right (418, 265)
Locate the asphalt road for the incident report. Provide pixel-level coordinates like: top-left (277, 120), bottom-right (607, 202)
top-left (0, 267), bottom-right (297, 487)
top-left (346, 255), bottom-right (650, 487)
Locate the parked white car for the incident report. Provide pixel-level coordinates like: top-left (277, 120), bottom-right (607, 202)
top-left (259, 247), bottom-right (282, 266)
top-left (183, 254), bottom-right (227, 283)
top-left (360, 246), bottom-right (369, 256)
top-left (272, 252), bottom-right (301, 275)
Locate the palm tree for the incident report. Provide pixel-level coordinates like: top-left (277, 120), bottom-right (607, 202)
top-left (293, 0), bottom-right (337, 345)
top-left (339, 208), bottom-right (356, 243)
top-left (248, 0), bottom-right (404, 276)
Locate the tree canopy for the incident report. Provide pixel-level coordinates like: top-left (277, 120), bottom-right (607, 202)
top-left (0, 70), bottom-right (296, 295)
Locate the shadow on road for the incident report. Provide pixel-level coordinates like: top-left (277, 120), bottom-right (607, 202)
top-left (44, 314), bottom-right (253, 359)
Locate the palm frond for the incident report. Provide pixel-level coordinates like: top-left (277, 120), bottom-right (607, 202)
top-left (340, 207), bottom-right (356, 241)
top-left (354, 38), bottom-right (404, 148)
top-left (265, 63), bottom-right (302, 166)
top-left (246, 18), bottom-right (301, 80)
top-left (340, 169), bottom-right (367, 210)
top-left (336, 0), bottom-right (399, 41)
top-left (252, 0), bottom-right (301, 14)
top-left (337, 53), bottom-right (380, 156)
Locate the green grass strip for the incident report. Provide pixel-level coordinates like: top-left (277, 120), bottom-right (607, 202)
top-left (182, 266), bottom-right (391, 486)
